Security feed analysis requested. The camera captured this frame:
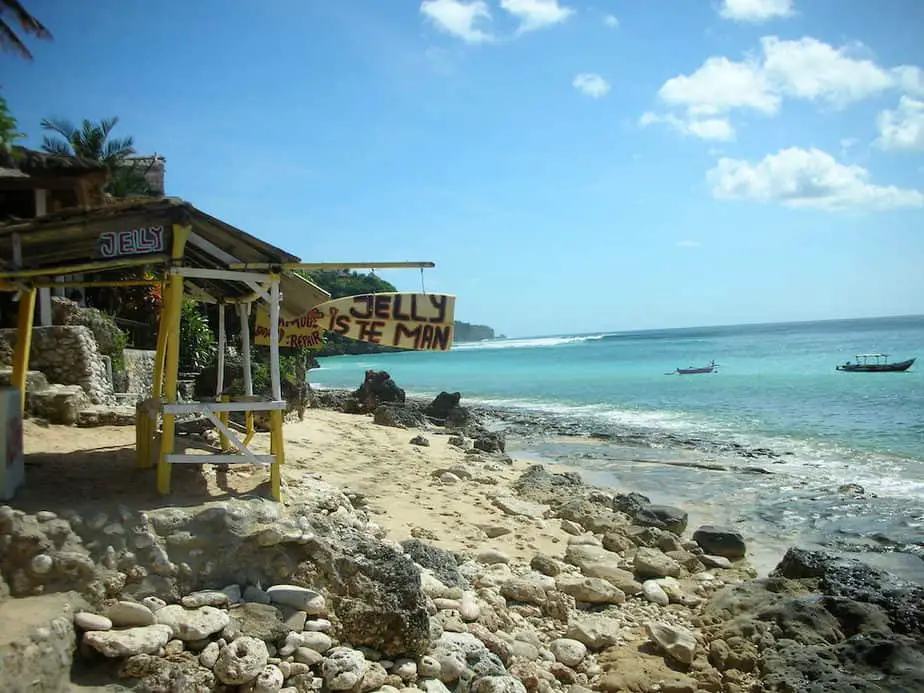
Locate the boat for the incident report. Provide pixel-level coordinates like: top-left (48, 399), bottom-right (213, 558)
top-left (673, 360), bottom-right (717, 375)
top-left (836, 354), bottom-right (916, 373)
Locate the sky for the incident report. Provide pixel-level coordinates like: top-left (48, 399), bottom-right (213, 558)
top-left (3, 0), bottom-right (924, 338)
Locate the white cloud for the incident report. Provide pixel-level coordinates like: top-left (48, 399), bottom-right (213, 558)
top-left (644, 36), bottom-right (924, 141)
top-left (573, 73), bottom-right (610, 98)
top-left (420, 0), bottom-right (493, 44)
top-left (876, 96), bottom-right (924, 152)
top-left (603, 14), bottom-right (619, 28)
top-left (639, 112), bottom-right (735, 141)
top-left (719, 0), bottom-right (794, 22)
top-left (676, 240), bottom-right (701, 248)
top-left (658, 56), bottom-right (779, 117)
top-left (761, 37), bottom-right (893, 106)
top-left (500, 0), bottom-right (574, 33)
top-left (707, 147), bottom-right (924, 212)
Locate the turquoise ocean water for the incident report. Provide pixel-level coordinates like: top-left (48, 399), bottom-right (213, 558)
top-left (311, 315), bottom-right (924, 582)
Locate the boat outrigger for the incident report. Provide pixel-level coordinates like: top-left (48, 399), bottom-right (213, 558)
top-left (836, 354), bottom-right (916, 373)
top-left (671, 360), bottom-right (718, 375)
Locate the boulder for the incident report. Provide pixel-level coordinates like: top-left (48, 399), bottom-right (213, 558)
top-left (424, 392), bottom-right (463, 420)
top-left (633, 505), bottom-right (688, 535)
top-left (352, 370), bottom-right (406, 411)
top-left (83, 624), bottom-right (173, 658)
top-left (374, 403), bottom-right (428, 429)
top-left (645, 622), bottom-right (696, 665)
top-left (692, 526), bottom-right (747, 560)
top-left (634, 547), bottom-right (682, 579)
top-left (474, 432), bottom-right (505, 454)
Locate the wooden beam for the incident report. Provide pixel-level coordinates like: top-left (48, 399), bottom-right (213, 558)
top-left (228, 261), bottom-right (436, 271)
top-left (0, 255), bottom-right (167, 280)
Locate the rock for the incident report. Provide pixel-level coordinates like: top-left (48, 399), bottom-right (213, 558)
top-left (105, 600), bottom-right (157, 627)
top-left (410, 434), bottom-right (431, 447)
top-left (474, 433), bottom-right (505, 454)
top-left (492, 496), bottom-right (549, 520)
top-left (164, 639), bottom-right (185, 657)
top-left (645, 622), bottom-right (696, 665)
top-left (228, 602), bottom-right (290, 644)
top-left (374, 403), bottom-right (427, 429)
top-left (440, 472), bottom-right (461, 484)
top-left (118, 651), bottom-right (217, 691)
top-left (84, 624), bottom-right (173, 658)
top-left (266, 585), bottom-right (327, 615)
top-left (478, 548), bottom-right (511, 565)
top-left (425, 391), bottom-right (463, 419)
top-left (479, 524), bottom-right (512, 539)
top-left (182, 590), bottom-right (230, 608)
top-left (448, 435), bottom-right (466, 448)
top-left (418, 655), bottom-right (441, 678)
top-left (75, 612), bottom-right (112, 631)
top-left (699, 554), bottom-right (733, 569)
top-left (526, 556), bottom-right (559, 579)
top-left (633, 505), bottom-right (688, 535)
top-left (30, 554), bottom-right (53, 574)
top-left (642, 580), bottom-right (670, 606)
top-left (601, 531), bottom-right (636, 554)
top-left (501, 574), bottom-right (552, 605)
top-left (560, 520), bottom-right (583, 536)
top-left (565, 613), bottom-right (623, 651)
top-left (294, 647), bottom-right (324, 666)
top-left (459, 592), bottom-right (481, 622)
top-left (279, 631), bottom-right (333, 656)
top-left (634, 547), bottom-right (682, 579)
top-left (361, 662), bottom-right (388, 692)
top-left (223, 584), bottom-right (244, 603)
top-left (549, 638), bottom-right (586, 667)
top-left (692, 525), bottom-right (746, 560)
top-left (353, 370), bottom-right (405, 410)
top-left (200, 641), bottom-right (220, 669)
top-left (156, 605), bottom-right (230, 641)
top-left (472, 675), bottom-right (528, 693)
top-left (401, 539), bottom-right (467, 588)
top-left (244, 585), bottom-right (272, 604)
top-left (214, 636), bottom-right (270, 685)
top-left (612, 492), bottom-right (651, 516)
top-left (142, 596), bottom-right (167, 612)
top-left (555, 575), bottom-right (625, 604)
top-left (322, 647), bottom-right (368, 691)
top-left (251, 664), bottom-right (285, 693)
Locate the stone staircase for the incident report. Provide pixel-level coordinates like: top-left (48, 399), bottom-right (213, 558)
top-left (0, 369), bottom-right (136, 427)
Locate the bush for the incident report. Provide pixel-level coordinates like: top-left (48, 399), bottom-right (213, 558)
top-left (178, 300), bottom-right (215, 373)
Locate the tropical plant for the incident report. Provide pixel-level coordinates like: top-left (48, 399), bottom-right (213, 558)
top-left (0, 95), bottom-right (23, 161)
top-left (0, 0), bottom-right (51, 61)
top-left (178, 300), bottom-right (215, 374)
top-left (39, 116), bottom-right (154, 196)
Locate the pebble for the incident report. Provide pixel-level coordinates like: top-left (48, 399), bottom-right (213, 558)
top-left (294, 647), bottom-right (324, 666)
top-left (700, 554), bottom-right (733, 569)
top-left (322, 647), bottom-right (368, 691)
top-left (75, 612), bottom-right (113, 631)
top-left (214, 636), bottom-right (270, 685)
top-left (418, 655), bottom-right (442, 678)
top-left (251, 664), bottom-right (284, 693)
top-left (393, 658), bottom-right (418, 681)
top-left (645, 622), bottom-right (697, 665)
top-left (200, 641), bottom-right (220, 669)
top-left (30, 554), bottom-right (53, 574)
top-left (155, 605), bottom-right (230, 641)
top-left (266, 585), bottom-right (327, 615)
top-left (244, 585), bottom-right (272, 604)
top-left (643, 580), bottom-right (671, 606)
top-left (182, 590), bottom-right (230, 608)
top-left (477, 548), bottom-right (512, 565)
top-left (549, 639), bottom-right (587, 667)
top-left (142, 596), bottom-right (167, 612)
top-left (105, 600), bottom-right (157, 627)
top-left (304, 618), bottom-right (333, 632)
top-left (459, 591), bottom-right (481, 622)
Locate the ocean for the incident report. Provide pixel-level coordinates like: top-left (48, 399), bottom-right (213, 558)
top-left (310, 315), bottom-right (924, 583)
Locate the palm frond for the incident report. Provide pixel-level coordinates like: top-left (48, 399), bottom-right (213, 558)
top-left (40, 117), bottom-right (76, 139)
top-left (1, 0), bottom-right (52, 39)
top-left (102, 136), bottom-right (135, 163)
top-left (98, 116), bottom-right (119, 137)
top-left (40, 135), bottom-right (72, 155)
top-left (0, 18), bottom-right (32, 59)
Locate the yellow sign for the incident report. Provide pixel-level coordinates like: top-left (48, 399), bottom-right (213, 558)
top-left (256, 293), bottom-right (456, 352)
top-left (254, 308), bottom-right (325, 350)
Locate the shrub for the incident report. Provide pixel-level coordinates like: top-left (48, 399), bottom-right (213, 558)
top-left (178, 300), bottom-right (215, 374)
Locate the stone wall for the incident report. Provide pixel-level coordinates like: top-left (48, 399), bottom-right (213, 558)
top-left (123, 348), bottom-right (157, 397)
top-left (0, 326), bottom-right (114, 405)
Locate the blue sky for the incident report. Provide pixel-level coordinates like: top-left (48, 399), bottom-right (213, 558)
top-left (4, 0), bottom-right (923, 337)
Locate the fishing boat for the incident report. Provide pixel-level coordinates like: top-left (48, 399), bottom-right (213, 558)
top-left (836, 354), bottom-right (916, 373)
top-left (672, 360), bottom-right (717, 375)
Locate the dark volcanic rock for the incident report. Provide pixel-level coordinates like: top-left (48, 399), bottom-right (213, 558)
top-left (352, 370), bottom-right (405, 411)
top-left (612, 492), bottom-right (651, 516)
top-left (473, 432), bottom-right (505, 454)
top-left (693, 525), bottom-right (747, 559)
top-left (373, 403), bottom-right (428, 429)
top-left (425, 391), bottom-right (463, 419)
top-left (633, 504), bottom-right (688, 535)
top-left (399, 539), bottom-right (467, 589)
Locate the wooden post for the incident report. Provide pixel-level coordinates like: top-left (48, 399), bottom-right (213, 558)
top-left (12, 287), bottom-right (36, 415)
top-left (269, 276), bottom-right (282, 402)
top-left (239, 304), bottom-right (253, 397)
top-left (216, 304), bottom-right (226, 396)
top-left (156, 224), bottom-right (191, 495)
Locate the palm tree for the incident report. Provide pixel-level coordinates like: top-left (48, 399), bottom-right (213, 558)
top-left (0, 0), bottom-right (51, 60)
top-left (40, 116), bottom-right (154, 196)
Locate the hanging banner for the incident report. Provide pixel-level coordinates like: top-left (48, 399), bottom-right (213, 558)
top-left (254, 293), bottom-right (456, 352)
top-left (319, 292), bottom-right (455, 351)
top-left (254, 308), bottom-right (325, 350)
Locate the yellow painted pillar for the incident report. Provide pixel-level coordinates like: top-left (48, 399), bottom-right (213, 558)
top-left (218, 395), bottom-right (231, 452)
top-left (12, 287), bottom-right (37, 415)
top-left (156, 224), bottom-right (191, 494)
top-left (138, 281), bottom-right (172, 469)
top-left (151, 282), bottom-right (169, 400)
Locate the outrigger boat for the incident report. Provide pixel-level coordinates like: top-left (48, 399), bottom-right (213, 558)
top-left (671, 360), bottom-right (717, 375)
top-left (836, 354), bottom-right (916, 373)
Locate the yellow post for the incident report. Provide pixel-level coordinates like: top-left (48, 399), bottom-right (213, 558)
top-left (246, 411), bottom-right (256, 449)
top-left (269, 409), bottom-right (285, 501)
top-left (138, 283), bottom-right (171, 469)
top-left (156, 224), bottom-right (191, 494)
top-left (151, 281), bottom-right (169, 400)
top-left (12, 286), bottom-right (37, 415)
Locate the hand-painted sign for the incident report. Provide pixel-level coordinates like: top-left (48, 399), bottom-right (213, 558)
top-left (254, 293), bottom-right (456, 352)
top-left (318, 292), bottom-right (455, 351)
top-left (254, 307), bottom-right (325, 350)
top-left (97, 226), bottom-right (166, 258)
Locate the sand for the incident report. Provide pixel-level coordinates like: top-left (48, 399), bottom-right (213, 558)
top-left (18, 410), bottom-right (576, 564)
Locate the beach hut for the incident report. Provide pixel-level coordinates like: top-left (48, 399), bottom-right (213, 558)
top-left (0, 195), bottom-right (433, 501)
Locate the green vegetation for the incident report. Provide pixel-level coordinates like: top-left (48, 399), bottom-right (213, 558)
top-left (178, 301), bottom-right (215, 373)
top-left (0, 97), bottom-right (24, 160)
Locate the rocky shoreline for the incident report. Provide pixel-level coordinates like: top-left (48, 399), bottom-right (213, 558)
top-left (0, 375), bottom-right (922, 692)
